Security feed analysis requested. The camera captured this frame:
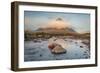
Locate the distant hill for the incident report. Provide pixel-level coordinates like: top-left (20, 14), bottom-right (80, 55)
top-left (36, 27), bottom-right (76, 34)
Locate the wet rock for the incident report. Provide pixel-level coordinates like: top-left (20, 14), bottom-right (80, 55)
top-left (84, 51), bottom-right (87, 53)
top-left (80, 46), bottom-right (83, 48)
top-left (85, 56), bottom-right (88, 59)
top-left (33, 39), bottom-right (41, 43)
top-left (82, 40), bottom-right (90, 48)
top-left (40, 54), bottom-right (42, 57)
top-left (51, 45), bottom-right (66, 54)
top-left (48, 43), bottom-right (58, 50)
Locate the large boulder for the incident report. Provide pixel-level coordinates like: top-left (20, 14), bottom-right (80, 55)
top-left (48, 43), bottom-right (66, 54)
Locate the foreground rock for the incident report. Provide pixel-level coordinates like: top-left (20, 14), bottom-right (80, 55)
top-left (48, 43), bottom-right (58, 50)
top-left (48, 43), bottom-right (66, 54)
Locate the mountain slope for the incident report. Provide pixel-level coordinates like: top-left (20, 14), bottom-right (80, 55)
top-left (36, 27), bottom-right (76, 34)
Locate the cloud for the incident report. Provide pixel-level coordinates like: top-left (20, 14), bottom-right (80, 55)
top-left (46, 18), bottom-right (70, 29)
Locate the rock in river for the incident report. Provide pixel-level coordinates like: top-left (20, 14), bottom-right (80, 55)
top-left (48, 43), bottom-right (66, 54)
top-left (48, 43), bottom-right (58, 50)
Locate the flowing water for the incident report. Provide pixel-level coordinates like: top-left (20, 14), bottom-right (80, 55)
top-left (24, 37), bottom-right (90, 61)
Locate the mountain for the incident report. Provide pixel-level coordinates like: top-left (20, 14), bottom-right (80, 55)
top-left (35, 27), bottom-right (76, 34)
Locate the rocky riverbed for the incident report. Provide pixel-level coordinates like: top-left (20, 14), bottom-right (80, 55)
top-left (24, 37), bottom-right (90, 61)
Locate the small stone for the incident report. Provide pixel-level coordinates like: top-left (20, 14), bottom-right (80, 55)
top-left (40, 54), bottom-right (42, 57)
top-left (84, 51), bottom-right (87, 53)
top-left (80, 46), bottom-right (83, 48)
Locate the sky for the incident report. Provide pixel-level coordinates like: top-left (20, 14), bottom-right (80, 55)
top-left (24, 11), bottom-right (90, 33)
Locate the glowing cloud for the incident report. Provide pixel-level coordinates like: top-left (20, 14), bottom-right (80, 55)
top-left (45, 18), bottom-right (70, 29)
